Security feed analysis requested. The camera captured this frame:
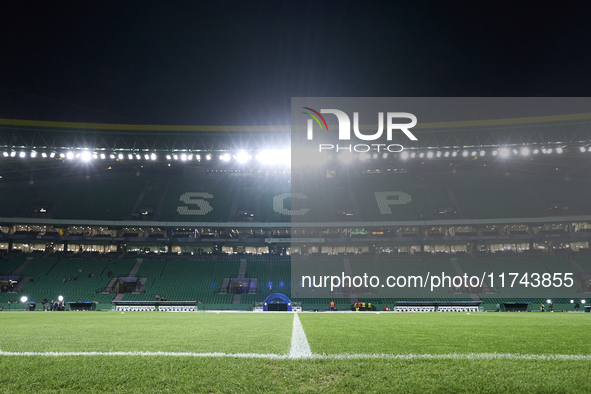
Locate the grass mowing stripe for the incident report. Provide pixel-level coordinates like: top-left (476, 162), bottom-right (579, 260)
top-left (2, 350), bottom-right (591, 360)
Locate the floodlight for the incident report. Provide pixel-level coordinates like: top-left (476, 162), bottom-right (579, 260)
top-left (135, 154), bottom-right (141, 160)
top-left (128, 154), bottom-right (133, 160)
top-left (206, 154), bottom-right (211, 160)
top-left (10, 151), bottom-right (16, 157)
top-left (480, 150), bottom-right (485, 156)
top-left (382, 153), bottom-right (388, 159)
top-left (451, 151), bottom-right (458, 157)
top-left (498, 148), bottom-right (509, 158)
top-left (80, 151), bottom-right (91, 161)
top-left (195, 154), bottom-right (201, 160)
top-left (166, 154), bottom-right (171, 160)
top-left (520, 147), bottom-right (530, 156)
top-left (144, 154), bottom-right (150, 160)
top-left (236, 151), bottom-right (250, 163)
top-left (580, 147), bottom-right (586, 152)
top-left (58, 295), bottom-right (63, 302)
top-left (533, 149), bottom-right (539, 154)
top-left (20, 296), bottom-right (27, 303)
top-left (471, 151), bottom-right (477, 156)
top-left (582, 300), bottom-right (586, 304)
top-left (427, 151), bottom-right (434, 158)
top-left (41, 152), bottom-right (47, 158)
top-left (547, 299), bottom-right (552, 304)
top-left (19, 152), bottom-right (25, 158)
top-left (2, 152), bottom-right (8, 157)
top-left (100, 153), bottom-right (106, 159)
top-left (571, 300), bottom-right (574, 303)
top-left (173, 154), bottom-right (179, 160)
top-left (547, 148), bottom-right (553, 154)
top-left (410, 152), bottom-right (416, 158)
top-left (31, 151), bottom-right (37, 158)
top-left (400, 151), bottom-right (409, 160)
top-left (66, 152), bottom-right (74, 160)
top-left (444, 151), bottom-right (449, 157)
top-left (419, 152), bottom-right (425, 158)
top-left (180, 154), bottom-right (187, 161)
top-left (220, 153), bottom-right (231, 161)
top-left (151, 153), bottom-right (157, 160)
top-left (556, 147), bottom-right (563, 154)
top-left (50, 152), bottom-right (56, 158)
top-left (436, 151), bottom-right (442, 157)
top-left (462, 151), bottom-right (469, 157)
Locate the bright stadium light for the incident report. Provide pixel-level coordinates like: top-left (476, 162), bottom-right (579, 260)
top-left (418, 152), bottom-right (424, 158)
top-left (580, 147), bottom-right (586, 152)
top-left (206, 154), bottom-right (211, 160)
top-left (400, 151), bottom-right (409, 160)
top-left (339, 151), bottom-right (354, 164)
top-left (556, 147), bottom-right (563, 154)
top-left (128, 154), bottom-right (133, 160)
top-left (151, 153), bottom-right (157, 160)
top-left (462, 151), bottom-right (469, 157)
top-left (520, 147), bottom-right (530, 156)
top-left (533, 149), bottom-right (539, 155)
top-left (166, 154), bottom-right (171, 160)
top-left (220, 153), bottom-right (231, 161)
top-left (498, 148), bottom-right (510, 158)
top-left (582, 300), bottom-right (586, 304)
top-left (236, 151), bottom-right (251, 163)
top-left (427, 151), bottom-right (434, 158)
top-left (410, 152), bottom-right (416, 158)
top-left (58, 295), bottom-right (63, 302)
top-left (187, 154), bottom-right (193, 160)
top-left (479, 150), bottom-right (485, 156)
top-left (382, 153), bottom-right (388, 159)
top-left (451, 151), bottom-right (458, 157)
top-left (359, 152), bottom-right (370, 161)
top-left (547, 299), bottom-right (552, 304)
top-left (50, 152), bottom-right (56, 158)
top-left (181, 154), bottom-right (187, 161)
top-left (588, 147), bottom-right (591, 152)
top-left (118, 153), bottom-right (124, 160)
top-left (195, 154), bottom-right (201, 161)
top-left (41, 152), bottom-right (47, 158)
top-left (144, 154), bottom-right (150, 160)
top-left (20, 296), bottom-right (27, 303)
top-left (547, 148), bottom-right (553, 154)
top-left (444, 151), bottom-right (449, 157)
top-left (436, 151), bottom-right (442, 157)
top-left (80, 151), bottom-right (92, 161)
top-left (2, 152), bottom-right (8, 157)
top-left (100, 153), bottom-right (106, 159)
top-left (19, 152), bottom-right (26, 158)
top-left (66, 152), bottom-right (74, 160)
top-left (372, 153), bottom-right (378, 159)
top-left (135, 154), bottom-right (141, 160)
top-left (173, 154), bottom-right (179, 160)
top-left (31, 151), bottom-right (37, 158)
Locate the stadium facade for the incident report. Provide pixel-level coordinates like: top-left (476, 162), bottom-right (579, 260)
top-left (1, 114), bottom-right (590, 313)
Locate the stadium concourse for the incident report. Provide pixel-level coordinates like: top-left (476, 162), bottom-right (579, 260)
top-left (1, 116), bottom-right (591, 312)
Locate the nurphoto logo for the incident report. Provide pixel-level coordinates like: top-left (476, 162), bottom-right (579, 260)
top-left (302, 107), bottom-right (417, 153)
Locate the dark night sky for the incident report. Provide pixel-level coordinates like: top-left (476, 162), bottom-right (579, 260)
top-left (1, 1), bottom-right (590, 125)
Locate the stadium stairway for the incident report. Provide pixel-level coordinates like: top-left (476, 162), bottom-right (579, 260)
top-left (237, 259), bottom-right (247, 278)
top-left (11, 258), bottom-right (31, 276)
top-left (232, 294), bottom-right (242, 304)
top-left (128, 259), bottom-right (143, 277)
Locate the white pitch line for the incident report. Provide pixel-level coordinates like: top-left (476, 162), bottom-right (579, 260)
top-left (1, 350), bottom-right (591, 361)
top-left (289, 313), bottom-right (313, 359)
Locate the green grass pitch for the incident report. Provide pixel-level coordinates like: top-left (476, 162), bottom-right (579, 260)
top-left (0, 311), bottom-right (590, 393)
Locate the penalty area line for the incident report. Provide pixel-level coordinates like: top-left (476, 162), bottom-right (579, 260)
top-left (1, 350), bottom-right (591, 361)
